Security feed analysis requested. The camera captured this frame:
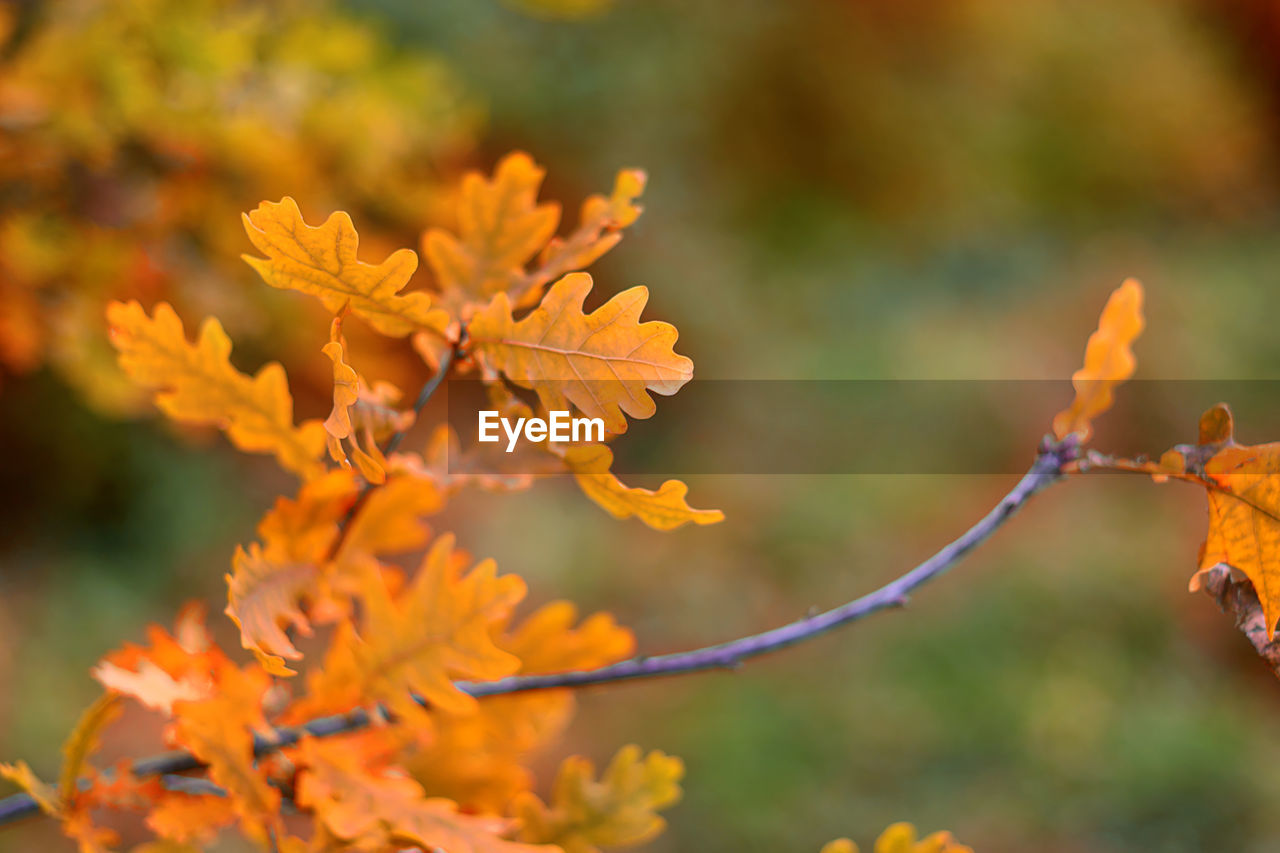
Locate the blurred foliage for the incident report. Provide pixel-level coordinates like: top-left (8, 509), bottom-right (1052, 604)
top-left (0, 0), bottom-right (478, 412)
top-left (9, 0), bottom-right (1280, 851)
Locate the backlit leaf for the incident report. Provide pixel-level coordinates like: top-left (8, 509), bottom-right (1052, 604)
top-left (242, 197), bottom-right (449, 339)
top-left (92, 605), bottom-right (226, 714)
top-left (169, 663), bottom-right (279, 842)
top-left (301, 534), bottom-right (525, 722)
top-left (1052, 278), bottom-right (1144, 442)
top-left (469, 272), bottom-right (693, 434)
top-left (107, 300), bottom-right (325, 478)
top-left (408, 603), bottom-right (634, 812)
top-left (564, 444), bottom-right (723, 530)
top-left (515, 745), bottom-right (683, 853)
top-left (295, 737), bottom-right (548, 853)
top-left (517, 168), bottom-right (646, 308)
top-left (1179, 404), bottom-right (1280, 639)
top-left (869, 822), bottom-right (974, 853)
top-left (423, 152), bottom-right (561, 313)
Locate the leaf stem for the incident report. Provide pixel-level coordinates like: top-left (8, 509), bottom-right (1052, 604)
top-left (324, 342), bottom-right (458, 562)
top-left (0, 438), bottom-right (1074, 827)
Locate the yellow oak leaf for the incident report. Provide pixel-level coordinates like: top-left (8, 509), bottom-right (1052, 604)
top-left (499, 601), bottom-right (634, 675)
top-left (0, 760), bottom-right (59, 815)
top-left (1052, 278), bottom-right (1144, 442)
top-left (1180, 404), bottom-right (1280, 639)
top-left (868, 823), bottom-right (974, 853)
top-left (423, 152), bottom-right (561, 313)
top-left (242, 197), bottom-right (449, 338)
top-left (517, 167), bottom-right (646, 308)
top-left (514, 745), bottom-right (683, 853)
top-left (295, 737), bottom-right (548, 853)
top-left (469, 272), bottom-right (693, 434)
top-left (564, 444), bottom-right (723, 530)
top-left (59, 694), bottom-right (122, 805)
top-left (107, 300), bottom-right (326, 479)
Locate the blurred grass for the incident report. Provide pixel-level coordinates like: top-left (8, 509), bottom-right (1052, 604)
top-left (9, 0), bottom-right (1280, 851)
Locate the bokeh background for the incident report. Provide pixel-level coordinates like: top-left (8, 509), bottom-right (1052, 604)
top-left (6, 0), bottom-right (1280, 850)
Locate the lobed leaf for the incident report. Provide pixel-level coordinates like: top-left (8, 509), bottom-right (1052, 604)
top-left (1052, 278), bottom-right (1144, 442)
top-left (92, 606), bottom-right (226, 714)
top-left (169, 664), bottom-right (280, 842)
top-left (408, 603), bottom-right (635, 812)
top-left (469, 272), bottom-right (693, 434)
top-left (1180, 404), bottom-right (1280, 640)
top-left (423, 152), bottom-right (562, 313)
top-left (107, 300), bottom-right (326, 478)
top-left (295, 737), bottom-right (549, 853)
top-left (515, 745), bottom-right (683, 853)
top-left (565, 444), bottom-right (723, 531)
top-left (242, 197), bottom-right (450, 338)
top-left (298, 534), bottom-right (525, 722)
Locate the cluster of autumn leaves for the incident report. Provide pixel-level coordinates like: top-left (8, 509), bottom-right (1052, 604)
top-left (0, 150), bottom-right (984, 852)
top-left (1, 153), bottom-right (724, 852)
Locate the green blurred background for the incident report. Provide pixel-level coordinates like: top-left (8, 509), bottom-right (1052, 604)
top-left (8, 0), bottom-right (1280, 850)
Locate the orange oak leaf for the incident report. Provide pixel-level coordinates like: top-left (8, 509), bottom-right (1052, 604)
top-left (1052, 278), bottom-right (1144, 442)
top-left (469, 272), bottom-right (693, 434)
top-left (322, 319), bottom-right (360, 447)
top-left (169, 663), bottom-right (280, 841)
top-left (299, 534), bottom-right (525, 723)
top-left (107, 300), bottom-right (326, 479)
top-left (514, 745), bottom-right (683, 853)
top-left (331, 474), bottom-right (443, 581)
top-left (226, 469), bottom-right (425, 676)
top-left (145, 792), bottom-right (237, 845)
top-left (564, 444), bottom-right (723, 530)
top-left (821, 842), bottom-right (857, 853)
top-left (92, 605), bottom-right (226, 713)
top-left (407, 603), bottom-right (635, 812)
top-left (295, 737), bottom-right (548, 853)
top-left (1179, 404), bottom-right (1280, 640)
top-left (499, 601), bottom-right (635, 675)
top-left (242, 197), bottom-right (449, 338)
top-left (320, 320), bottom-right (411, 485)
top-left (226, 544), bottom-right (318, 677)
top-left (423, 152), bottom-right (561, 313)
top-left (517, 168), bottom-right (646, 308)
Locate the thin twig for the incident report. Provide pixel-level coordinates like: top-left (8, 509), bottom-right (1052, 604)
top-left (0, 439), bottom-right (1074, 826)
